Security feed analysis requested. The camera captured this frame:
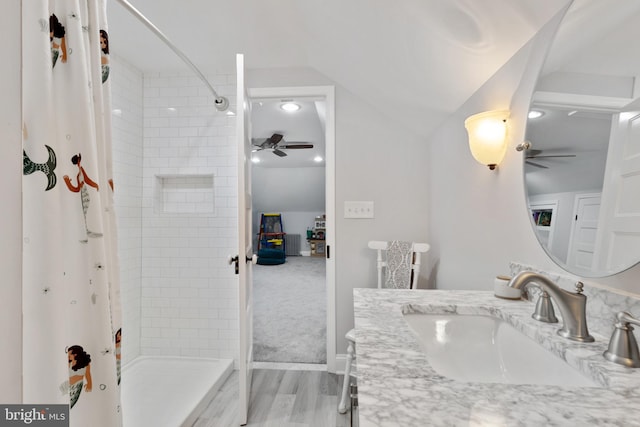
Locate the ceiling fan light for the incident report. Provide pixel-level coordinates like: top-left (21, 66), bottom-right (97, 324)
top-left (280, 102), bottom-right (301, 112)
top-left (528, 110), bottom-right (544, 119)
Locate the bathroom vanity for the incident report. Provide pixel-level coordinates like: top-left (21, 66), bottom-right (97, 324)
top-left (353, 288), bottom-right (640, 426)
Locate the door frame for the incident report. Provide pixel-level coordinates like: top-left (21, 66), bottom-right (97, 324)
top-left (248, 85), bottom-right (337, 372)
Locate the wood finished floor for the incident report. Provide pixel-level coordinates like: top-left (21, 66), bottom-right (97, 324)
top-left (191, 369), bottom-right (351, 427)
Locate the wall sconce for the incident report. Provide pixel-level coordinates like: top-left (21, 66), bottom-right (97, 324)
top-left (464, 110), bottom-right (510, 170)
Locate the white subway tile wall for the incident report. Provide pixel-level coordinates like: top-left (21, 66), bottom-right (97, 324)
top-left (140, 71), bottom-right (239, 359)
top-left (111, 62), bottom-right (240, 363)
top-left (154, 174), bottom-right (215, 215)
top-left (111, 56), bottom-right (144, 365)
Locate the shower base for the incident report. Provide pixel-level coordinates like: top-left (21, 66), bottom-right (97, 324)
top-left (122, 356), bottom-right (233, 427)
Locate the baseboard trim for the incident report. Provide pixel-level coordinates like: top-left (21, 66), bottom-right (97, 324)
top-left (253, 361), bottom-right (327, 371)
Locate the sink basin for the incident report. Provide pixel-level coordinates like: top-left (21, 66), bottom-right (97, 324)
top-left (403, 313), bottom-right (598, 387)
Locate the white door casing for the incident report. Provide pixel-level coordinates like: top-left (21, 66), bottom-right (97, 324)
top-left (236, 53), bottom-right (254, 425)
top-left (247, 85), bottom-right (336, 372)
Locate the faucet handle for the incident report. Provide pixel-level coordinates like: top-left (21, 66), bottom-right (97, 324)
top-left (603, 311), bottom-right (640, 368)
top-left (574, 281), bottom-right (584, 294)
top-left (532, 291), bottom-right (558, 323)
top-left (615, 311), bottom-right (640, 328)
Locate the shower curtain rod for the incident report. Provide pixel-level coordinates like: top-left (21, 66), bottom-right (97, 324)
top-left (113, 0), bottom-right (229, 111)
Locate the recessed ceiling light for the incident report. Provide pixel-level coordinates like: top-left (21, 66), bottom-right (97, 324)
top-left (314, 156), bottom-right (323, 162)
top-left (528, 110), bottom-right (544, 119)
top-left (251, 157), bottom-right (260, 163)
top-left (226, 110), bottom-right (235, 116)
top-left (167, 107), bottom-right (178, 114)
top-left (280, 102), bottom-right (301, 112)
top-left (112, 109), bottom-right (122, 117)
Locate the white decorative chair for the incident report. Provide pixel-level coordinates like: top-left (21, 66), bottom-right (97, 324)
top-left (338, 240), bottom-right (430, 414)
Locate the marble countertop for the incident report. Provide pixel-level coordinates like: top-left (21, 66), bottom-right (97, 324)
top-left (353, 288), bottom-right (640, 427)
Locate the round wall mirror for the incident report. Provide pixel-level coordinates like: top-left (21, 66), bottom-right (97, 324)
top-left (524, 0), bottom-right (640, 277)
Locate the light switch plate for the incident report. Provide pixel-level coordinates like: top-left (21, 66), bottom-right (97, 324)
top-left (344, 201), bottom-right (374, 219)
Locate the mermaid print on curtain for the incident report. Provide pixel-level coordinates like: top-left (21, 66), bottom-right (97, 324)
top-left (22, 1), bottom-right (122, 425)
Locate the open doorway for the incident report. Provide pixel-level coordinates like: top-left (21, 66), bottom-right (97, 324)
top-left (248, 86), bottom-right (335, 368)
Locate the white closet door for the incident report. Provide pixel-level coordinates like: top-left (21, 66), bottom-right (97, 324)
top-left (566, 193), bottom-right (601, 274)
top-left (594, 108), bottom-right (640, 271)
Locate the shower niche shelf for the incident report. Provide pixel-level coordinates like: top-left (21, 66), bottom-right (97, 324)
top-left (154, 174), bottom-right (214, 215)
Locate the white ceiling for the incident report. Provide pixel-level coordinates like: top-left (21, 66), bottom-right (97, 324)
top-left (107, 0), bottom-right (567, 143)
top-left (537, 0), bottom-right (640, 78)
top-left (250, 99), bottom-right (326, 168)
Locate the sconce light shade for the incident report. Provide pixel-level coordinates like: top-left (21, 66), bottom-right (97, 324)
top-left (464, 110), bottom-right (510, 170)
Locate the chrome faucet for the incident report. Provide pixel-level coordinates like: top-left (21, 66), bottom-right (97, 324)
top-left (508, 271), bottom-right (594, 342)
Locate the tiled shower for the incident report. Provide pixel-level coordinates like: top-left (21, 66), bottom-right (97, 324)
top-left (139, 69), bottom-right (238, 361)
top-left (110, 54), bottom-right (239, 371)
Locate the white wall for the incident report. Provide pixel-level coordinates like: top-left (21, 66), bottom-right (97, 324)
top-left (428, 10), bottom-right (568, 291)
top-left (0, 0), bottom-right (22, 403)
top-left (111, 56), bottom-right (144, 365)
top-left (252, 167), bottom-right (325, 213)
top-left (139, 71), bottom-right (238, 359)
top-left (252, 166), bottom-right (325, 247)
top-left (334, 90), bottom-right (430, 348)
top-left (428, 4), bottom-right (640, 295)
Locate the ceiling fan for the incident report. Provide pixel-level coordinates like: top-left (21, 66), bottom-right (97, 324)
top-left (251, 133), bottom-right (314, 157)
top-left (517, 142), bottom-right (576, 169)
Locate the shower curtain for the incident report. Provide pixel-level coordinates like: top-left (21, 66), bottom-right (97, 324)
top-left (22, 1), bottom-right (122, 425)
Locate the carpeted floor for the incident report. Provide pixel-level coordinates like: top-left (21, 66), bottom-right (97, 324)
top-left (253, 256), bottom-right (326, 364)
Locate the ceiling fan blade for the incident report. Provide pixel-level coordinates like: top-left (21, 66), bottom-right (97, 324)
top-left (525, 160), bottom-right (548, 169)
top-left (272, 148), bottom-right (287, 157)
top-left (270, 133), bottom-right (284, 144)
top-left (280, 144), bottom-right (314, 149)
